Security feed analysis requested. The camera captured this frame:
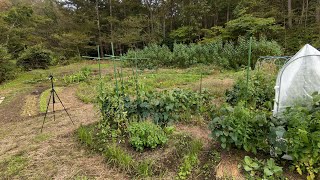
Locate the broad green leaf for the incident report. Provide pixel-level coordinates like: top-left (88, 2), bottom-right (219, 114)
top-left (264, 167), bottom-right (273, 176)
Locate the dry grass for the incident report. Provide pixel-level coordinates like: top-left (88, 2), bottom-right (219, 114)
top-left (215, 152), bottom-right (245, 180)
top-left (21, 95), bottom-right (38, 117)
top-left (0, 87), bottom-right (128, 179)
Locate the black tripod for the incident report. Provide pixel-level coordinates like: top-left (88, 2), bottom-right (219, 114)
top-left (41, 75), bottom-right (74, 132)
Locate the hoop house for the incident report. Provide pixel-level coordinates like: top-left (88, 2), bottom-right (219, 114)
top-left (273, 44), bottom-right (320, 116)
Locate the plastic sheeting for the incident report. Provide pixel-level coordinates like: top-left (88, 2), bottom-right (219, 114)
top-left (273, 44), bottom-right (320, 117)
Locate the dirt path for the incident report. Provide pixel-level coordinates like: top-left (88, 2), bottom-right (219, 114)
top-left (0, 87), bottom-right (128, 179)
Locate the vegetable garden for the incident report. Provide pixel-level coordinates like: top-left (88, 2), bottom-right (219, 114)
top-left (74, 40), bottom-right (319, 180)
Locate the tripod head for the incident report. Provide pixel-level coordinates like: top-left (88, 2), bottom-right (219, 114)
top-left (48, 74), bottom-right (54, 90)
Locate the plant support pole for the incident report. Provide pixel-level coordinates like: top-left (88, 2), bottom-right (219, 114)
top-left (246, 37), bottom-right (252, 106)
top-left (97, 45), bottom-right (101, 79)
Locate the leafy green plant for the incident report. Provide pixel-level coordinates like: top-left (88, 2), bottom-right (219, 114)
top-left (176, 139), bottom-right (203, 180)
top-left (124, 37), bottom-right (282, 69)
top-left (124, 88), bottom-right (211, 127)
top-left (279, 93), bottom-right (320, 180)
top-left (98, 86), bottom-right (128, 138)
top-left (17, 45), bottom-right (53, 70)
top-left (226, 70), bottom-right (275, 110)
top-left (240, 156), bottom-right (283, 180)
top-left (128, 121), bottom-right (168, 151)
top-left (209, 102), bottom-right (270, 154)
top-left (125, 44), bottom-right (172, 69)
top-left (63, 67), bottom-right (91, 84)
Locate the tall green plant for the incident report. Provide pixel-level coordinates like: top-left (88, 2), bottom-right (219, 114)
top-left (209, 102), bottom-right (269, 154)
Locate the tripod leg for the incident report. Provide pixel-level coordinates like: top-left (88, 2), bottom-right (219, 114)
top-left (41, 91), bottom-right (53, 132)
top-left (52, 91), bottom-right (55, 121)
top-left (53, 90), bottom-right (75, 125)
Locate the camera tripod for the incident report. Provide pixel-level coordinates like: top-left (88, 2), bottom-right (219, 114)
top-left (41, 75), bottom-right (74, 132)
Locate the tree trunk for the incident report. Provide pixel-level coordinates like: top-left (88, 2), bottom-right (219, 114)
top-left (305, 0), bottom-right (309, 27)
top-left (300, 0), bottom-right (305, 25)
top-left (226, 3), bottom-right (230, 22)
top-left (317, 0), bottom-right (320, 23)
top-left (96, 0), bottom-right (103, 57)
top-left (288, 0), bottom-right (293, 28)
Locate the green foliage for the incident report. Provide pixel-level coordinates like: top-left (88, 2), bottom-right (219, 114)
top-left (209, 103), bottom-right (269, 154)
top-left (125, 37), bottom-right (282, 69)
top-left (125, 44), bottom-right (172, 69)
top-left (226, 70), bottom-right (275, 110)
top-left (17, 45), bottom-right (53, 70)
top-left (98, 86), bottom-right (128, 138)
top-left (176, 139), bottom-right (203, 180)
top-left (76, 82), bottom-right (97, 104)
top-left (77, 125), bottom-right (93, 147)
top-left (279, 93), bottom-right (320, 180)
top-left (104, 144), bottom-right (134, 172)
top-left (222, 14), bottom-right (281, 40)
top-left (63, 67), bottom-right (91, 84)
top-left (124, 88), bottom-right (211, 127)
top-left (128, 121), bottom-right (168, 151)
top-left (240, 156), bottom-right (283, 180)
top-left (0, 154), bottom-right (28, 178)
top-left (0, 46), bottom-right (15, 84)
top-left (169, 26), bottom-right (200, 43)
top-left (135, 159), bottom-right (154, 177)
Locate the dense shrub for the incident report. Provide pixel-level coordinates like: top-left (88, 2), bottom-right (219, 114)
top-left (0, 46), bottom-right (15, 84)
top-left (125, 37), bottom-right (282, 69)
top-left (209, 102), bottom-right (270, 154)
top-left (125, 44), bottom-right (172, 69)
top-left (98, 88), bottom-right (128, 138)
top-left (128, 121), bottom-right (168, 151)
top-left (278, 94), bottom-right (320, 179)
top-left (226, 70), bottom-right (275, 110)
top-left (210, 93), bottom-right (320, 179)
top-left (17, 45), bottom-right (53, 70)
top-left (124, 89), bottom-right (212, 127)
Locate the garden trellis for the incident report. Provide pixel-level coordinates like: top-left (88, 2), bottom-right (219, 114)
top-left (273, 44), bottom-right (320, 116)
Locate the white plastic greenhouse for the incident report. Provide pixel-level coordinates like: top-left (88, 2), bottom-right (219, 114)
top-left (273, 44), bottom-right (320, 117)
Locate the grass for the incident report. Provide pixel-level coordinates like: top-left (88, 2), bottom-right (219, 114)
top-left (104, 144), bottom-right (134, 172)
top-left (75, 82), bottom-right (98, 104)
top-left (77, 125), bottom-right (94, 147)
top-left (33, 133), bottom-right (51, 143)
top-left (39, 87), bottom-right (63, 113)
top-left (0, 154), bottom-right (28, 178)
top-left (176, 139), bottom-right (203, 179)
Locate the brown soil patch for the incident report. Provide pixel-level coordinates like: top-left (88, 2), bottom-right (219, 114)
top-left (0, 92), bottom-right (27, 123)
top-left (0, 86), bottom-right (128, 179)
top-left (215, 151), bottom-right (245, 180)
top-left (175, 123), bottom-right (211, 148)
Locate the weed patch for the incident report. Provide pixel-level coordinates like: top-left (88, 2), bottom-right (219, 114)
top-left (0, 154), bottom-right (28, 178)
